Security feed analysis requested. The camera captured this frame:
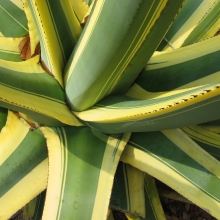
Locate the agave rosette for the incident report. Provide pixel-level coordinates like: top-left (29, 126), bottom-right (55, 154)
top-left (0, 0), bottom-right (220, 219)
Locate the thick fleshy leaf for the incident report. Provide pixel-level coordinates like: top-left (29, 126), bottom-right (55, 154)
top-left (0, 111), bottom-right (48, 220)
top-left (77, 36), bottom-right (220, 133)
top-left (64, 0), bottom-right (183, 111)
top-left (40, 126), bottom-right (130, 220)
top-left (124, 174), bottom-right (167, 220)
top-left (182, 1), bottom-right (220, 46)
top-left (137, 35), bottom-right (220, 92)
top-left (0, 37), bottom-right (22, 61)
top-left (0, 0), bottom-right (28, 37)
top-left (120, 132), bottom-right (220, 219)
top-left (162, 128), bottom-right (220, 178)
top-left (22, 0), bottom-right (40, 56)
top-left (26, 0), bottom-right (81, 86)
top-left (110, 162), bottom-right (145, 217)
top-left (143, 174), bottom-right (166, 220)
top-left (76, 82), bottom-right (220, 133)
top-left (157, 0), bottom-right (218, 50)
top-left (182, 125), bottom-right (220, 161)
top-left (0, 56), bottom-right (82, 126)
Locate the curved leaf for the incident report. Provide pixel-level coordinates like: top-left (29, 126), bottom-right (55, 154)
top-left (182, 125), bottom-right (220, 161)
top-left (41, 126), bottom-right (130, 220)
top-left (0, 37), bottom-right (22, 61)
top-left (26, 0), bottom-right (81, 86)
top-left (23, 0), bottom-right (40, 56)
top-left (157, 0), bottom-right (218, 50)
top-left (143, 174), bottom-right (166, 220)
top-left (76, 82), bottom-right (220, 133)
top-left (111, 162), bottom-right (145, 217)
top-left (162, 128), bottom-right (220, 178)
top-left (182, 1), bottom-right (220, 46)
top-left (120, 131), bottom-right (220, 219)
top-left (137, 35), bottom-right (220, 92)
top-left (64, 0), bottom-right (183, 111)
top-left (0, 56), bottom-right (82, 126)
top-left (0, 111), bottom-right (48, 219)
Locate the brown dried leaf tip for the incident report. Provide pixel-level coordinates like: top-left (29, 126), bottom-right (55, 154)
top-left (39, 60), bottom-right (54, 77)
top-left (19, 35), bottom-right (41, 60)
top-left (81, 15), bottom-right (89, 27)
top-left (13, 111), bottom-right (38, 130)
top-left (31, 42), bottom-right (41, 57)
top-left (18, 34), bottom-right (31, 60)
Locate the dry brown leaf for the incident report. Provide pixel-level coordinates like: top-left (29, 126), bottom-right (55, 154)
top-left (40, 60), bottom-right (54, 77)
top-left (19, 34), bottom-right (31, 60)
top-left (81, 15), bottom-right (89, 27)
top-left (31, 42), bottom-right (41, 57)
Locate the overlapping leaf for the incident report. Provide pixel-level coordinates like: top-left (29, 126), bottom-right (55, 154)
top-left (0, 111), bottom-right (48, 220)
top-left (121, 132), bottom-right (220, 219)
top-left (41, 126), bottom-right (130, 220)
top-left (76, 36), bottom-right (220, 133)
top-left (158, 0), bottom-right (219, 50)
top-left (0, 56), bottom-right (82, 126)
top-left (64, 0), bottom-right (183, 111)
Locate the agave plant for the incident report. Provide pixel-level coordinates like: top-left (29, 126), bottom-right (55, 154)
top-left (0, 0), bottom-right (220, 219)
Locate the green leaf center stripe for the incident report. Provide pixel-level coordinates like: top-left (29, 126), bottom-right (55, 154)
top-left (0, 81), bottom-right (65, 105)
top-left (93, 0), bottom-right (167, 104)
top-left (96, 83), bottom-right (220, 109)
top-left (56, 127), bottom-right (68, 220)
top-left (128, 141), bottom-right (220, 203)
top-left (0, 5), bottom-right (28, 32)
top-left (123, 163), bottom-right (131, 211)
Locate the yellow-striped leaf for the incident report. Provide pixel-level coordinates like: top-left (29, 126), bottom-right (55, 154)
top-left (64, 0), bottom-right (183, 111)
top-left (26, 0), bottom-right (81, 86)
top-left (111, 162), bottom-right (145, 217)
top-left (143, 174), bottom-right (166, 220)
top-left (120, 131), bottom-right (220, 219)
top-left (162, 128), bottom-right (220, 178)
top-left (0, 111), bottom-right (48, 220)
top-left (158, 0), bottom-right (218, 50)
top-left (41, 126), bottom-right (130, 220)
top-left (0, 56), bottom-right (82, 126)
